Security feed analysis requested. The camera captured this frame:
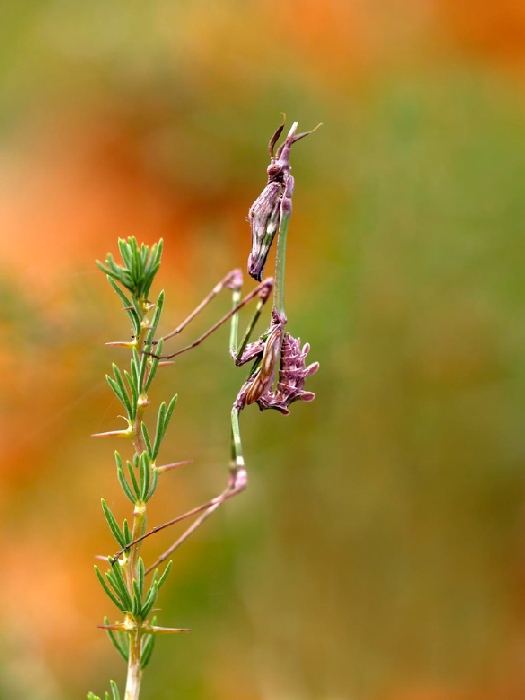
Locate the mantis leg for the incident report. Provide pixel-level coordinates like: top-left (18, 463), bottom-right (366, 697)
top-left (156, 277), bottom-right (272, 360)
top-left (160, 269), bottom-right (242, 342)
top-left (143, 408), bottom-right (245, 574)
top-left (111, 278), bottom-right (271, 568)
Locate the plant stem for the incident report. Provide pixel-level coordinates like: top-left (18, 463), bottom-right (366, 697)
top-left (125, 628), bottom-right (142, 700)
top-left (127, 319), bottom-right (149, 584)
top-left (124, 307), bottom-right (151, 699)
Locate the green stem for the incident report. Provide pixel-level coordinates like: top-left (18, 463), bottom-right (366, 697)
top-left (230, 407), bottom-right (243, 470)
top-left (125, 305), bottom-right (151, 699)
top-left (273, 209), bottom-right (290, 317)
top-left (228, 285), bottom-right (241, 356)
top-left (127, 316), bottom-right (150, 580)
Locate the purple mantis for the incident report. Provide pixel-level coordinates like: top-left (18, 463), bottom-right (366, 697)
top-left (248, 119), bottom-right (321, 281)
top-left (111, 120), bottom-right (320, 571)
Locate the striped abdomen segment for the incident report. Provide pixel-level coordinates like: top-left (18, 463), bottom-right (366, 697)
top-left (247, 181), bottom-right (282, 281)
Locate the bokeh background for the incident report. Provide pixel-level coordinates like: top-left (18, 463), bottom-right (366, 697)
top-left (2, 1), bottom-right (525, 698)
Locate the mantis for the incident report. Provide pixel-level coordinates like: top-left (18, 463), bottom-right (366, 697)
top-left (248, 119), bottom-right (321, 282)
top-left (111, 120), bottom-right (320, 572)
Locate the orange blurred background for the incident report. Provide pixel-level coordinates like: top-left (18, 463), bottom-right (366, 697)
top-left (2, 1), bottom-right (525, 698)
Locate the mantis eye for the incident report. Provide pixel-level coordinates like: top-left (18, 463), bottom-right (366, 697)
top-left (267, 163), bottom-right (281, 180)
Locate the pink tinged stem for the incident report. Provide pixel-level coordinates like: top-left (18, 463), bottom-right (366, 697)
top-left (156, 460), bottom-right (193, 473)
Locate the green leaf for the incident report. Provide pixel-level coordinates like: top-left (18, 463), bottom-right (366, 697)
top-left (146, 464), bottom-right (158, 501)
top-left (157, 560), bottom-right (173, 591)
top-left (151, 395), bottom-right (178, 460)
top-left (105, 276), bottom-right (140, 334)
top-left (114, 451), bottom-right (123, 470)
top-left (140, 631), bottom-right (155, 669)
top-left (137, 239), bottom-right (163, 299)
top-left (139, 242), bottom-right (148, 268)
top-left (106, 562), bottom-right (132, 611)
top-left (131, 348), bottom-right (141, 389)
top-left (105, 375), bottom-right (132, 419)
top-left (130, 239), bottom-right (140, 275)
top-left (126, 460), bottom-right (141, 499)
top-left (130, 294), bottom-right (143, 320)
top-left (141, 581), bottom-right (158, 619)
top-left (109, 680), bottom-right (121, 700)
top-left (139, 452), bottom-right (150, 501)
top-left (118, 238), bottom-right (132, 268)
top-left (87, 692), bottom-right (101, 700)
top-left (94, 566), bottom-right (125, 612)
top-left (104, 618), bottom-right (129, 663)
top-left (144, 339), bottom-right (163, 392)
top-left (132, 579), bottom-right (141, 616)
top-left (112, 364), bottom-right (126, 390)
top-left (138, 558), bottom-right (145, 597)
top-left (151, 402), bottom-right (167, 459)
top-left (140, 422), bottom-right (152, 456)
top-left (123, 369), bottom-right (138, 418)
top-left (117, 466), bottom-right (136, 504)
top-left (101, 500), bottom-right (126, 548)
top-left (111, 366), bottom-right (132, 416)
top-left (165, 395), bottom-right (178, 432)
top-left (101, 268), bottom-right (131, 304)
top-left (146, 290), bottom-right (165, 344)
top-left (122, 519), bottom-right (132, 545)
top-left (138, 349), bottom-right (149, 391)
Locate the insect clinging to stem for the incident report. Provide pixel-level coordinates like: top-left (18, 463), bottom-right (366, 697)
top-left (247, 118), bottom-right (322, 282)
top-left (108, 118), bottom-right (321, 572)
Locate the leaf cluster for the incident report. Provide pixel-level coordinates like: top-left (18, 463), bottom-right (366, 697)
top-left (97, 237), bottom-right (163, 304)
top-left (97, 237), bottom-right (164, 338)
top-left (95, 557), bottom-right (171, 620)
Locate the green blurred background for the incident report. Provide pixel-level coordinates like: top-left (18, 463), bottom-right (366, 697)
top-left (2, 1), bottom-right (525, 699)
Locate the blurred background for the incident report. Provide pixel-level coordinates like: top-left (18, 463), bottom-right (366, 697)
top-left (1, 1), bottom-right (525, 698)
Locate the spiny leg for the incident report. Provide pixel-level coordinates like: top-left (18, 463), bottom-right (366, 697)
top-left (110, 280), bottom-right (270, 566)
top-left (143, 310), bottom-right (274, 573)
top-left (154, 278), bottom-right (272, 360)
top-left (161, 269), bottom-right (242, 342)
top-left (144, 407), bottom-right (246, 574)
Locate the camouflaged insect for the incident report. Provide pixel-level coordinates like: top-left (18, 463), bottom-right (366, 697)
top-left (233, 310), bottom-right (319, 415)
top-left (247, 120), bottom-right (320, 281)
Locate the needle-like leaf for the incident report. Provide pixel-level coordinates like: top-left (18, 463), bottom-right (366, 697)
top-left (101, 500), bottom-right (126, 549)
